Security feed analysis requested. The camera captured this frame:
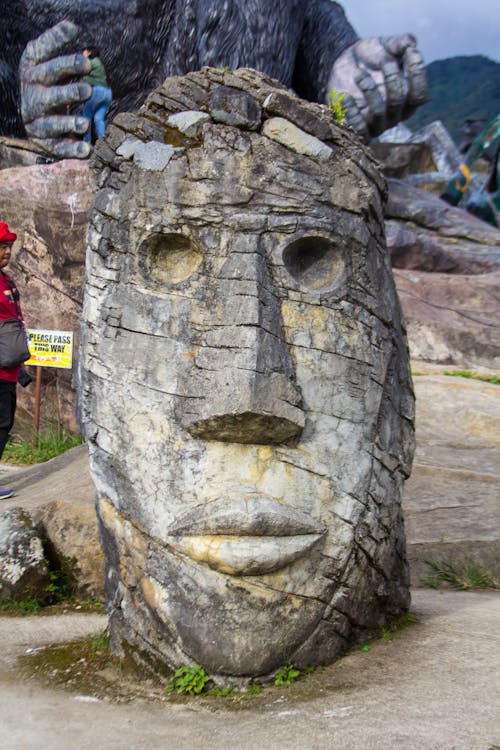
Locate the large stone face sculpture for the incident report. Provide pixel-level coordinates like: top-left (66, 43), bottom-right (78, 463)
top-left (79, 67), bottom-right (415, 681)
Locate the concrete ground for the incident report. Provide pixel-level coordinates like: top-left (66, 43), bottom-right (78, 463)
top-left (0, 588), bottom-right (499, 750)
top-left (0, 373), bottom-right (498, 748)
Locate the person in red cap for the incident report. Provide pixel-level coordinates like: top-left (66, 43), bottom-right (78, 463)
top-left (0, 222), bottom-right (27, 499)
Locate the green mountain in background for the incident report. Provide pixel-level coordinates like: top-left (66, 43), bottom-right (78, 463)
top-left (405, 55), bottom-right (500, 145)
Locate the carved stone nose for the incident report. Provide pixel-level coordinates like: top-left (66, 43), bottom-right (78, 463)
top-left (181, 249), bottom-right (305, 444)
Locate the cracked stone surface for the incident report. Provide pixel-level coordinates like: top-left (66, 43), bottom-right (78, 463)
top-left (78, 67), bottom-right (415, 681)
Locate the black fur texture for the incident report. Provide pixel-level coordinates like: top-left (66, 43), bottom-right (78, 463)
top-left (1, 0), bottom-right (357, 136)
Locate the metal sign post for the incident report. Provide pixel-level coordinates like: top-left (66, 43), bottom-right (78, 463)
top-left (25, 329), bottom-right (74, 445)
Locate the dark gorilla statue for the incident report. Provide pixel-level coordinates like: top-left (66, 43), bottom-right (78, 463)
top-left (1, 0), bottom-right (426, 158)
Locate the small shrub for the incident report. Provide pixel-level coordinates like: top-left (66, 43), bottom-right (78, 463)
top-left (169, 664), bottom-right (210, 695)
top-left (274, 663), bottom-right (301, 687)
top-left (423, 560), bottom-right (500, 591)
top-left (0, 597), bottom-right (42, 614)
top-left (327, 88), bottom-right (347, 124)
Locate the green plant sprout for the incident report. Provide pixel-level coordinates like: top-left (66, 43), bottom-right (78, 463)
top-left (274, 663), bottom-right (301, 686)
top-left (247, 683), bottom-right (262, 696)
top-left (169, 664), bottom-right (210, 695)
top-left (86, 630), bottom-right (110, 652)
top-left (212, 686), bottom-right (235, 697)
top-left (327, 88), bottom-right (347, 124)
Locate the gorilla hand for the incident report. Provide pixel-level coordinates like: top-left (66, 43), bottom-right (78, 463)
top-left (327, 34), bottom-right (427, 141)
top-left (20, 20), bottom-right (92, 159)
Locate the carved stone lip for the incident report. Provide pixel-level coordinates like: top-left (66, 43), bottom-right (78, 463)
top-left (168, 496), bottom-right (325, 536)
top-left (167, 496), bottom-right (326, 576)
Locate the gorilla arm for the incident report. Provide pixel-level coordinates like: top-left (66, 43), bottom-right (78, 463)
top-left (20, 20), bottom-right (92, 159)
top-left (292, 1), bottom-right (426, 140)
top-left (327, 34), bottom-right (427, 140)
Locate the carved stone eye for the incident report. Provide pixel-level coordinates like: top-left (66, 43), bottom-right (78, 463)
top-left (138, 233), bottom-right (202, 284)
top-left (282, 236), bottom-right (345, 291)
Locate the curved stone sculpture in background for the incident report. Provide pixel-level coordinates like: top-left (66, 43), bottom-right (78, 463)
top-left (1, 1), bottom-right (426, 158)
top-left (78, 67), bottom-right (415, 682)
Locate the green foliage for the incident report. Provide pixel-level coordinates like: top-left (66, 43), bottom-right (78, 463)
top-left (274, 663), bottom-right (301, 687)
top-left (381, 612), bottom-right (419, 641)
top-left (3, 428), bottom-right (84, 465)
top-left (43, 565), bottom-right (74, 605)
top-left (442, 369), bottom-right (500, 385)
top-left (406, 55), bottom-right (500, 142)
top-left (360, 645), bottom-right (370, 652)
top-left (86, 630), bottom-right (110, 652)
top-left (212, 686), bottom-right (235, 697)
top-left (423, 560), bottom-right (500, 591)
top-left (0, 597), bottom-right (42, 614)
top-left (247, 683), bottom-right (262, 695)
top-left (404, 612), bottom-right (418, 624)
top-left (169, 664), bottom-right (210, 695)
top-left (327, 88), bottom-right (347, 124)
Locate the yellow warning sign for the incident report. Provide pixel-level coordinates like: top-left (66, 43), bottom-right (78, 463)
top-left (25, 329), bottom-right (73, 369)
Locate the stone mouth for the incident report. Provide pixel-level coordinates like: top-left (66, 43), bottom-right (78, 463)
top-left (166, 533), bottom-right (324, 575)
top-left (166, 496), bottom-right (326, 575)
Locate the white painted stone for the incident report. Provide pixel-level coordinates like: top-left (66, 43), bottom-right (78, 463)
top-left (262, 117), bottom-right (333, 160)
top-left (167, 111), bottom-right (211, 137)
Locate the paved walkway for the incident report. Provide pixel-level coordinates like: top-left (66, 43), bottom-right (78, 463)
top-left (0, 589), bottom-right (499, 750)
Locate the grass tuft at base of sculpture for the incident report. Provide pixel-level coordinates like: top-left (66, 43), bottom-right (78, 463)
top-left (78, 66), bottom-right (415, 684)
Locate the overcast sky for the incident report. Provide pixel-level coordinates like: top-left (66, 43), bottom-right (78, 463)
top-left (344, 0), bottom-right (499, 63)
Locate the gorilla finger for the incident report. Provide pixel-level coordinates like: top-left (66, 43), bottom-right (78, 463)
top-left (25, 115), bottom-right (90, 139)
top-left (383, 61), bottom-right (408, 127)
top-left (24, 55), bottom-right (91, 86)
top-left (405, 48), bottom-right (427, 106)
top-left (383, 62), bottom-right (408, 107)
top-left (382, 33), bottom-right (417, 58)
top-left (33, 138), bottom-right (91, 160)
top-left (20, 21), bottom-right (80, 68)
top-left (355, 70), bottom-right (386, 119)
top-left (353, 70), bottom-right (387, 135)
top-left (342, 95), bottom-right (370, 142)
top-left (24, 82), bottom-right (92, 120)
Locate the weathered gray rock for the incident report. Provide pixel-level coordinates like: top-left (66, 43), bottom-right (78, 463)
top-left (262, 116), bottom-right (333, 160)
top-left (403, 375), bottom-right (500, 584)
top-left (370, 142), bottom-right (435, 180)
top-left (0, 445), bottom-right (104, 601)
top-left (0, 136), bottom-right (52, 170)
top-left (208, 88), bottom-right (261, 130)
top-left (167, 111), bottom-right (211, 137)
top-left (386, 178), bottom-right (500, 370)
top-left (79, 68), bottom-right (414, 683)
top-left (1, 159), bottom-right (94, 433)
top-left (35, 500), bottom-right (104, 600)
top-left (395, 268), bottom-right (500, 370)
top-left (0, 507), bottom-right (49, 602)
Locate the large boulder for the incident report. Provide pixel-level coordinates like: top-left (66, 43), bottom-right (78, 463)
top-left (0, 446), bottom-right (104, 601)
top-left (404, 375), bottom-right (500, 583)
top-left (79, 67), bottom-right (415, 682)
top-left (1, 158), bottom-right (94, 433)
top-left (0, 507), bottom-right (50, 602)
top-left (387, 179), bottom-right (500, 370)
